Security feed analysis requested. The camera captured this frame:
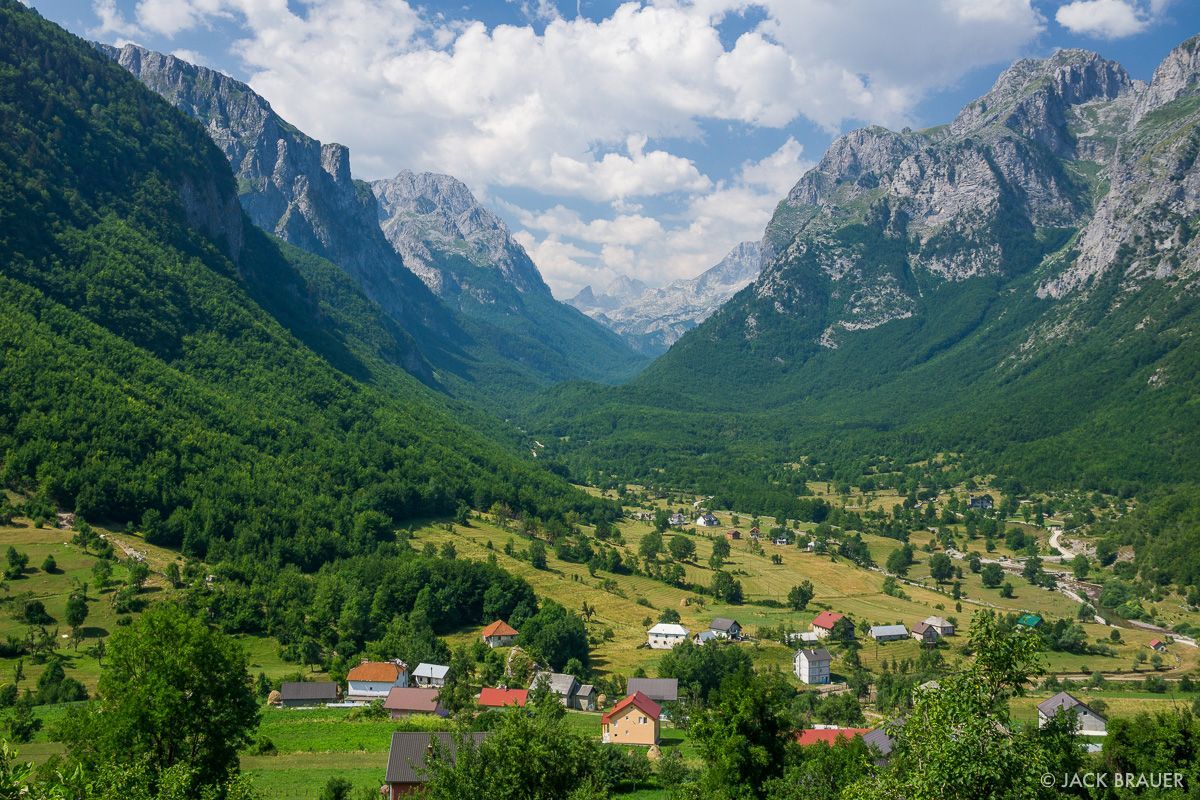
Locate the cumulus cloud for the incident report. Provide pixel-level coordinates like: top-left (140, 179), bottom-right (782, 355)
top-left (1055, 0), bottom-right (1165, 39)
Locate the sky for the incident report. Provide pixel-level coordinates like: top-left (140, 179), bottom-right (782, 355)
top-left (32, 0), bottom-right (1200, 299)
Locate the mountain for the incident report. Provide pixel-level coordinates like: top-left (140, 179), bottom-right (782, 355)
top-left (0, 0), bottom-right (611, 563)
top-left (569, 242), bottom-right (762, 355)
top-left (99, 43), bottom-right (645, 407)
top-left (529, 40), bottom-right (1200, 499)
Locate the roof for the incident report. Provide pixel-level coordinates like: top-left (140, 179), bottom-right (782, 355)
top-left (811, 611), bottom-right (845, 630)
top-left (693, 630), bottom-right (717, 643)
top-left (870, 624), bottom-right (909, 638)
top-left (347, 661), bottom-right (405, 683)
top-left (578, 684), bottom-right (595, 696)
top-left (1037, 692), bottom-right (1103, 720)
top-left (796, 647), bottom-right (831, 662)
top-left (1016, 613), bottom-right (1043, 628)
top-left (383, 687), bottom-right (443, 714)
top-left (648, 623), bottom-right (689, 637)
top-left (530, 672), bottom-right (578, 696)
top-left (602, 691), bottom-right (661, 724)
top-left (478, 688), bottom-right (528, 708)
top-left (795, 728), bottom-right (870, 746)
top-left (862, 728), bottom-right (894, 757)
top-left (385, 731), bottom-right (488, 784)
top-left (414, 663), bottom-right (450, 680)
top-left (481, 620), bottom-right (519, 638)
top-left (923, 616), bottom-right (952, 628)
top-left (1150, 639), bottom-right (1165, 647)
top-left (910, 622), bottom-right (933, 636)
top-left (279, 681), bottom-right (338, 701)
top-left (626, 677), bottom-right (679, 702)
top-left (710, 618), bottom-right (740, 632)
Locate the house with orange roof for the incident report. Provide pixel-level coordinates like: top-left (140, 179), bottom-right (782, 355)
top-left (478, 687), bottom-right (528, 708)
top-left (601, 691), bottom-right (661, 746)
top-left (481, 620), bottom-right (519, 648)
top-left (796, 727), bottom-right (870, 746)
top-left (345, 659), bottom-right (408, 702)
top-left (810, 611), bottom-right (847, 639)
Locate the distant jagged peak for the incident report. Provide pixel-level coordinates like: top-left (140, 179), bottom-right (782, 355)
top-left (1134, 33), bottom-right (1200, 123)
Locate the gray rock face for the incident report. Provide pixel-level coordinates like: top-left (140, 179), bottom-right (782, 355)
top-left (569, 242), bottom-right (762, 355)
top-left (371, 171), bottom-right (549, 302)
top-left (97, 42), bottom-right (446, 339)
top-left (746, 45), bottom-right (1184, 349)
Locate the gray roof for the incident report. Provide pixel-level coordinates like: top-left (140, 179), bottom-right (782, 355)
top-left (530, 671), bottom-right (579, 696)
top-left (862, 727), bottom-right (894, 757)
top-left (796, 648), bottom-right (831, 662)
top-left (693, 630), bottom-right (717, 643)
top-left (577, 684), bottom-right (596, 696)
top-left (869, 624), bottom-right (909, 638)
top-left (1037, 692), bottom-right (1103, 720)
top-left (626, 677), bottom-right (679, 702)
top-left (385, 731), bottom-right (488, 784)
top-left (710, 618), bottom-right (740, 632)
top-left (414, 663), bottom-right (450, 680)
top-left (279, 681), bottom-right (338, 701)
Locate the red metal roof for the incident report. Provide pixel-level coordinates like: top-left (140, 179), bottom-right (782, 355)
top-left (811, 611), bottom-right (846, 630)
top-left (602, 691), bottom-right (661, 724)
top-left (481, 620), bottom-right (519, 638)
top-left (478, 688), bottom-right (528, 708)
top-left (795, 728), bottom-right (870, 746)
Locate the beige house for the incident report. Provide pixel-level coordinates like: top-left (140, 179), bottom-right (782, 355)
top-left (601, 691), bottom-right (661, 746)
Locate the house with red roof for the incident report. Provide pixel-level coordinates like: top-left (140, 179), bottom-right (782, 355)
top-left (811, 611), bottom-right (847, 639)
top-left (478, 687), bottom-right (528, 708)
top-left (481, 620), bottom-right (519, 648)
top-left (601, 691), bottom-right (661, 746)
top-left (1149, 639), bottom-right (1167, 652)
top-left (345, 660), bottom-right (408, 702)
top-left (795, 727), bottom-right (870, 746)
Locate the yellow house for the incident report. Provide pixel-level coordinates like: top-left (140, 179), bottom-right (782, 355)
top-left (601, 691), bottom-right (661, 746)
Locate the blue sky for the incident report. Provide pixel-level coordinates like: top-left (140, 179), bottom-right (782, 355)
top-left (32, 0), bottom-right (1200, 297)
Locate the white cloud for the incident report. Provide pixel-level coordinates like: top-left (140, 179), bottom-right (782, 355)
top-left (1055, 0), bottom-right (1161, 39)
top-left (88, 0), bottom-right (142, 39)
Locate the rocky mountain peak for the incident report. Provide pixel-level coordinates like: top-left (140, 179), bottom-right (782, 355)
top-left (1134, 34), bottom-right (1200, 122)
top-left (372, 171), bottom-right (549, 299)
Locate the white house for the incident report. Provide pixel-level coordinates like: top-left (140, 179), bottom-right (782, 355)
top-left (696, 512), bottom-right (719, 527)
top-left (1037, 692), bottom-right (1106, 736)
top-left (669, 513), bottom-right (688, 527)
top-left (346, 660), bottom-right (408, 701)
top-left (794, 648), bottom-right (832, 685)
top-left (709, 618), bottom-right (742, 640)
top-left (923, 616), bottom-right (955, 637)
top-left (412, 663), bottom-right (450, 688)
top-left (647, 623), bottom-right (689, 650)
top-left (869, 624), bottom-right (909, 642)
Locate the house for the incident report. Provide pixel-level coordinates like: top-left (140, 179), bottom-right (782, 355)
top-left (384, 731), bottom-right (488, 798)
top-left (910, 622), bottom-right (939, 645)
top-left (1016, 613), bottom-right (1043, 629)
top-left (575, 684), bottom-right (597, 711)
top-left (811, 611), bottom-right (846, 639)
top-left (1037, 692), bottom-right (1107, 736)
top-left (793, 648), bottom-right (832, 685)
top-left (601, 692), bottom-right (661, 746)
top-left (383, 687), bottom-right (446, 718)
top-left (923, 616), bottom-right (955, 637)
top-left (413, 663), bottom-right (450, 688)
top-left (477, 687), bottom-right (528, 709)
top-left (669, 512), bottom-right (688, 527)
top-left (530, 671), bottom-right (586, 708)
top-left (724, 529), bottom-right (741, 541)
top-left (480, 620), bottom-right (519, 648)
top-left (1150, 639), bottom-right (1168, 652)
top-left (795, 727), bottom-right (870, 746)
top-left (696, 512), bottom-right (719, 527)
top-left (749, 527), bottom-right (761, 541)
top-left (346, 660), bottom-right (408, 702)
top-left (626, 678), bottom-right (678, 704)
top-left (278, 681), bottom-right (339, 707)
top-left (869, 624), bottom-right (909, 642)
top-left (709, 618), bottom-right (742, 640)
top-left (773, 535), bottom-right (790, 546)
top-left (647, 622), bottom-right (689, 649)
top-left (692, 630), bottom-right (717, 645)
top-left (862, 727), bottom-right (895, 764)
top-left (968, 494), bottom-right (995, 510)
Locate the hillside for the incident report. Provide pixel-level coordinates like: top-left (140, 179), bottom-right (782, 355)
top-left (0, 0), bottom-right (612, 564)
top-left (529, 40), bottom-right (1200, 497)
top-left (101, 43), bottom-right (646, 408)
